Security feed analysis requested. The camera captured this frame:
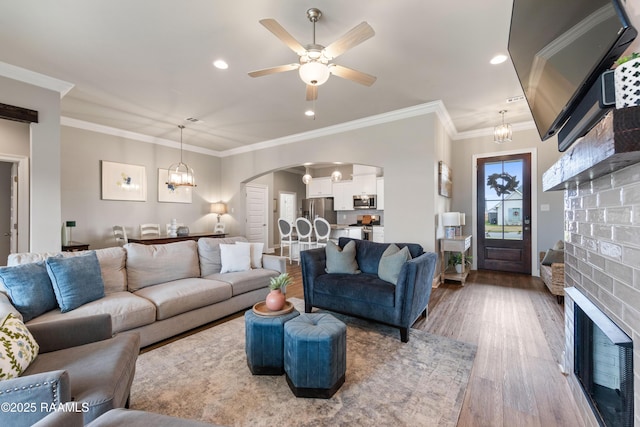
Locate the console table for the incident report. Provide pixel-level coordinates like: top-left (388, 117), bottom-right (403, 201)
top-left (62, 241), bottom-right (90, 252)
top-left (440, 235), bottom-right (471, 285)
top-left (127, 232), bottom-right (226, 245)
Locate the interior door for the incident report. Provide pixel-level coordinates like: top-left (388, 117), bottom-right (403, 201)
top-left (477, 153), bottom-right (531, 274)
top-left (245, 183), bottom-right (269, 248)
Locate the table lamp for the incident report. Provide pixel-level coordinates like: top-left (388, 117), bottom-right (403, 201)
top-left (66, 221), bottom-right (76, 243)
top-left (441, 212), bottom-right (460, 239)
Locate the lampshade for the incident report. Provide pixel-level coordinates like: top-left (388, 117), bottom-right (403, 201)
top-left (442, 212), bottom-right (461, 227)
top-left (331, 170), bottom-right (342, 182)
top-left (299, 61), bottom-right (330, 86)
top-left (494, 110), bottom-right (512, 143)
top-left (210, 202), bottom-right (227, 215)
top-left (166, 125), bottom-right (196, 188)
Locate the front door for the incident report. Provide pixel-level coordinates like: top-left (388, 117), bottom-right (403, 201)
top-left (477, 153), bottom-right (531, 274)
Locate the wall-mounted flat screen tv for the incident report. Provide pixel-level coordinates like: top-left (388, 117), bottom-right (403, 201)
top-left (508, 0), bottom-right (636, 151)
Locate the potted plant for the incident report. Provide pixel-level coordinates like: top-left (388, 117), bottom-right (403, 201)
top-left (448, 253), bottom-right (472, 274)
top-left (265, 273), bottom-right (292, 311)
top-left (614, 52), bottom-right (640, 109)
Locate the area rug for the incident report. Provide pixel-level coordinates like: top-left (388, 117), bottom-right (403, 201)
top-left (130, 298), bottom-right (477, 426)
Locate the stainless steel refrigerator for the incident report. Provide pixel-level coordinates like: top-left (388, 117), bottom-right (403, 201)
top-left (301, 198), bottom-right (337, 224)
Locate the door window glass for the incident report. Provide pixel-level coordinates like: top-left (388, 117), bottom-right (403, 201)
top-left (483, 159), bottom-right (524, 241)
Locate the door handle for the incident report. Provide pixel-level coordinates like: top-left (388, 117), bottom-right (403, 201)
top-left (3, 232), bottom-right (11, 237)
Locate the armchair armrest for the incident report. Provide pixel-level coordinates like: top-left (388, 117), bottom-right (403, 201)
top-left (300, 248), bottom-right (327, 310)
top-left (0, 370), bottom-right (71, 427)
top-left (395, 252), bottom-right (438, 327)
top-left (262, 254), bottom-right (286, 274)
top-left (28, 314), bottom-right (112, 353)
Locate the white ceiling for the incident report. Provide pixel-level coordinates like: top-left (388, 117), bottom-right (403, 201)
top-left (0, 0), bottom-right (535, 153)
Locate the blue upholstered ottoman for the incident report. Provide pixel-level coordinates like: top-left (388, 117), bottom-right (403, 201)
top-left (245, 308), bottom-right (299, 375)
top-left (284, 313), bottom-right (347, 398)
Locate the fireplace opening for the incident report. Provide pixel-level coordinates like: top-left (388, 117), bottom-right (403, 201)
top-left (572, 291), bottom-right (633, 427)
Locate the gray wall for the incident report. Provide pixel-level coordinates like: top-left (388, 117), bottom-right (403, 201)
top-left (221, 113), bottom-right (450, 253)
top-left (60, 126), bottom-right (222, 248)
top-left (449, 127), bottom-right (564, 275)
top-left (0, 76), bottom-right (60, 252)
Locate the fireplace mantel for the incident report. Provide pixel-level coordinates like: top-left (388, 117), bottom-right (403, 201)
top-left (543, 106), bottom-right (640, 191)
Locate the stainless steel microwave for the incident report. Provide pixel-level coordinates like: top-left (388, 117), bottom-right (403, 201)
top-left (353, 195), bottom-right (377, 209)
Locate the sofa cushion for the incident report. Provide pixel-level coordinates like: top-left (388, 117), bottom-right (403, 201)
top-left (236, 241), bottom-right (264, 269)
top-left (8, 247), bottom-right (128, 295)
top-left (325, 240), bottom-right (360, 274)
top-left (198, 236), bottom-right (249, 276)
top-left (125, 241), bottom-right (200, 291)
top-left (134, 278), bottom-right (232, 321)
top-left (220, 243), bottom-right (251, 273)
top-left (46, 252), bottom-right (105, 313)
top-left (27, 292), bottom-right (157, 334)
top-left (378, 245), bottom-right (412, 285)
top-left (338, 238), bottom-right (423, 275)
top-left (541, 249), bottom-right (564, 266)
top-left (0, 313), bottom-right (39, 379)
top-left (314, 273), bottom-right (396, 307)
top-left (0, 261), bottom-right (57, 322)
top-left (205, 268), bottom-right (278, 296)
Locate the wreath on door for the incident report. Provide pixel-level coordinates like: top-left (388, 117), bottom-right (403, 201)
top-left (487, 172), bottom-right (519, 196)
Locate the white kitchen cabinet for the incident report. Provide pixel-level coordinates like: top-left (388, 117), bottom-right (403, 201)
top-left (372, 227), bottom-right (384, 243)
top-left (307, 177), bottom-right (333, 198)
top-left (352, 174), bottom-right (377, 195)
top-left (376, 177), bottom-right (384, 210)
top-left (333, 180), bottom-right (354, 211)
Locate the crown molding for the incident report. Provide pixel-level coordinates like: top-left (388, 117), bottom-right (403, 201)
top-left (0, 61), bottom-right (74, 98)
top-left (61, 117), bottom-right (222, 157)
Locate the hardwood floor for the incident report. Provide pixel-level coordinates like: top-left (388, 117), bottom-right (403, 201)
top-left (286, 264), bottom-right (585, 426)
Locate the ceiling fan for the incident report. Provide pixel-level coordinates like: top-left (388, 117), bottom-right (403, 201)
top-left (248, 8), bottom-right (376, 101)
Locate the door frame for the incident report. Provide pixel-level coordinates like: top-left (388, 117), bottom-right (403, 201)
top-left (472, 147), bottom-right (539, 276)
top-left (0, 154), bottom-right (29, 253)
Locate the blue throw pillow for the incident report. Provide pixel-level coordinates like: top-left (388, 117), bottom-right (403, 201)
top-left (378, 245), bottom-right (412, 285)
top-left (46, 252), bottom-right (105, 312)
top-left (0, 261), bottom-right (57, 322)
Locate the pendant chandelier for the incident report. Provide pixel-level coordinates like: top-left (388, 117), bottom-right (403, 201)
top-left (494, 110), bottom-right (512, 144)
top-left (302, 167), bottom-right (312, 185)
top-left (166, 125), bottom-right (196, 189)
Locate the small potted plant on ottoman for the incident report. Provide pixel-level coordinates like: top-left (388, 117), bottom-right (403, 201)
top-left (266, 273), bottom-right (292, 311)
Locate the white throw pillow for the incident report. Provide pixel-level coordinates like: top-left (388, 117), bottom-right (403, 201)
top-left (236, 242), bottom-right (264, 269)
top-left (219, 243), bottom-right (252, 273)
top-left (0, 313), bottom-right (39, 380)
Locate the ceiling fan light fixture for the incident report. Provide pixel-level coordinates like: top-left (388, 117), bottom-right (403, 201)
top-left (299, 61), bottom-right (330, 86)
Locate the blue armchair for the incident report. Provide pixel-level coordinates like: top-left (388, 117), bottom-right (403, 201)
top-left (300, 237), bottom-right (438, 342)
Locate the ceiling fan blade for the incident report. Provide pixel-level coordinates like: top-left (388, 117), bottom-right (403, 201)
top-left (306, 85), bottom-right (318, 101)
top-left (248, 63), bottom-right (299, 78)
top-left (324, 22), bottom-right (375, 59)
top-left (330, 64), bottom-right (377, 86)
top-left (259, 19), bottom-right (306, 56)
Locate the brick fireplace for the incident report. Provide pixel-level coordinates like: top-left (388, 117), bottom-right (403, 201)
top-left (543, 108), bottom-right (640, 426)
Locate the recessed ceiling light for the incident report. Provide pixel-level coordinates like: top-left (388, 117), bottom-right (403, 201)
top-left (490, 54), bottom-right (508, 65)
top-left (305, 110), bottom-right (315, 117)
top-left (213, 59), bottom-right (229, 70)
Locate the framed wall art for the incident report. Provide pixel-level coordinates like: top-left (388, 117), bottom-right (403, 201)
top-left (158, 168), bottom-right (192, 203)
top-left (438, 161), bottom-right (452, 198)
top-left (101, 161), bottom-right (147, 201)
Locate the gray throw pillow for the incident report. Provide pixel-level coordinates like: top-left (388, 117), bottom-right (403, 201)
top-left (541, 249), bottom-right (564, 266)
top-left (325, 240), bottom-right (360, 274)
top-left (378, 245), bottom-right (412, 285)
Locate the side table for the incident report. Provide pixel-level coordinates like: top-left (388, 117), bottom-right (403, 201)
top-left (440, 235), bottom-right (471, 285)
top-left (62, 241), bottom-right (89, 252)
top-left (245, 307), bottom-right (300, 375)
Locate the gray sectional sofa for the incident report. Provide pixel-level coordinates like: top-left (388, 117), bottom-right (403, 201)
top-left (2, 236), bottom-right (285, 347)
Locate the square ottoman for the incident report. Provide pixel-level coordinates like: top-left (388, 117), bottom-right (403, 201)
top-left (284, 313), bottom-right (347, 398)
top-left (245, 308), bottom-right (299, 375)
